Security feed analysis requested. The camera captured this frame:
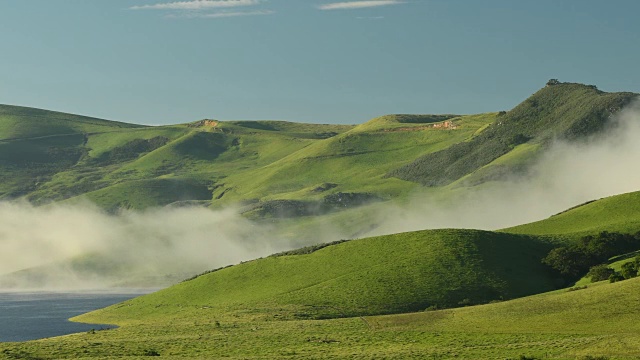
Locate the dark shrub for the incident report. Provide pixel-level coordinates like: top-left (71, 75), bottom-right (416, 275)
top-left (587, 264), bottom-right (614, 282)
top-left (609, 272), bottom-right (625, 283)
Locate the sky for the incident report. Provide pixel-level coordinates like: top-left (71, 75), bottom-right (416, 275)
top-left (1, 0), bottom-right (639, 125)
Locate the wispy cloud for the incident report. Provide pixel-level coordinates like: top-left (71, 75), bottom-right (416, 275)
top-left (317, 0), bottom-right (405, 10)
top-left (130, 0), bottom-right (261, 10)
top-left (167, 9), bottom-right (275, 18)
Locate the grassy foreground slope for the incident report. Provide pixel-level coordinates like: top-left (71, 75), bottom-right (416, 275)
top-left (3, 270), bottom-right (640, 359)
top-left (4, 192), bottom-right (640, 357)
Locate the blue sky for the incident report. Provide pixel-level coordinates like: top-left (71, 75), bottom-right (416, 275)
top-left (1, 0), bottom-right (639, 125)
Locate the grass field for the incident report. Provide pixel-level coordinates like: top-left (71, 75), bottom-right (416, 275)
top-left (2, 275), bottom-right (639, 359)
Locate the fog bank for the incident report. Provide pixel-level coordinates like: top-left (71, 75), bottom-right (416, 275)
top-left (0, 203), bottom-right (282, 289)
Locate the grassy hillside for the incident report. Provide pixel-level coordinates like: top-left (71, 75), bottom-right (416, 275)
top-left (0, 104), bottom-right (142, 140)
top-left (2, 82), bottom-right (635, 214)
top-left (0, 105), bottom-right (146, 200)
top-left (214, 113), bottom-right (495, 206)
top-left (4, 189), bottom-right (640, 357)
top-left (68, 229), bottom-right (557, 323)
top-left (0, 103), bottom-right (498, 213)
top-left (4, 265), bottom-right (640, 358)
top-left (389, 82), bottom-right (637, 186)
top-left (503, 190), bottom-right (640, 238)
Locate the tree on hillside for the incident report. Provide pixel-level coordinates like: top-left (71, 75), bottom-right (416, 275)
top-left (542, 247), bottom-right (590, 277)
top-left (542, 232), bottom-right (640, 281)
top-left (621, 260), bottom-right (639, 279)
top-left (587, 264), bottom-right (614, 282)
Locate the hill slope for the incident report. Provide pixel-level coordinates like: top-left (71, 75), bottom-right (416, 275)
top-left (503, 190), bottom-right (640, 237)
top-left (1, 82), bottom-right (636, 215)
top-left (73, 229), bottom-right (557, 322)
top-left (5, 258), bottom-right (639, 359)
top-left (389, 82), bottom-right (637, 186)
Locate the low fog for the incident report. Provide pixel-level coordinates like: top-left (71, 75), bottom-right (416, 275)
top-left (1, 103), bottom-right (640, 290)
top-left (0, 204), bottom-right (283, 290)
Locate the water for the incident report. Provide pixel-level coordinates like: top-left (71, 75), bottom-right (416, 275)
top-left (0, 290), bottom-right (150, 342)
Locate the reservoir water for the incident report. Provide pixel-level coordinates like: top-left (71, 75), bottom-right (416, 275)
top-left (0, 290), bottom-right (150, 342)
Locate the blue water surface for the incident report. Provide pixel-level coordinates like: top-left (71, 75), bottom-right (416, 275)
top-left (0, 290), bottom-right (151, 342)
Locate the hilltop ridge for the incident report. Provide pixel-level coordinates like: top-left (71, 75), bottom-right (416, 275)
top-left (389, 82), bottom-right (637, 186)
top-left (1, 81), bottom-right (635, 213)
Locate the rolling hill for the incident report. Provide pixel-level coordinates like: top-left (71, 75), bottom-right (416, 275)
top-left (389, 82), bottom-right (636, 186)
top-left (503, 190), bottom-right (640, 238)
top-left (2, 81), bottom-right (640, 358)
top-left (1, 81), bottom-right (634, 216)
top-left (3, 192), bottom-right (640, 358)
top-left (75, 229), bottom-right (557, 322)
top-left (1, 80), bottom-right (638, 290)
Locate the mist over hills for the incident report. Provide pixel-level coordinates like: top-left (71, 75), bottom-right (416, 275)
top-left (3, 82), bottom-right (640, 358)
top-left (1, 80), bottom-right (640, 290)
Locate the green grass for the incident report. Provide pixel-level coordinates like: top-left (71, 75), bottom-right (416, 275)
top-left (390, 83), bottom-right (636, 186)
top-left (66, 178), bottom-right (213, 210)
top-left (3, 272), bottom-right (640, 359)
top-left (0, 103), bottom-right (498, 209)
top-left (62, 229), bottom-right (557, 324)
top-left (2, 83), bottom-right (635, 213)
top-left (452, 142), bottom-right (541, 187)
top-left (4, 84), bottom-right (640, 358)
top-left (503, 190), bottom-right (640, 238)
top-left (4, 176), bottom-right (640, 358)
top-left (217, 113), bottom-right (496, 203)
top-left (0, 104), bottom-right (142, 140)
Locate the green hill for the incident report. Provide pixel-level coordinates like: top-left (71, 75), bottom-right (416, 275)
top-left (1, 82), bottom-right (635, 216)
top-left (0, 104), bottom-right (143, 139)
top-left (3, 82), bottom-right (640, 358)
top-left (503, 190), bottom-right (640, 238)
top-left (389, 82), bottom-right (637, 186)
top-left (214, 112), bottom-right (495, 207)
top-left (4, 249), bottom-right (640, 358)
top-left (0, 103), bottom-right (496, 212)
top-left (70, 229), bottom-right (557, 323)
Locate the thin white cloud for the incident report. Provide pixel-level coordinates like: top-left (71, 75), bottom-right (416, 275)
top-left (131, 0), bottom-right (260, 10)
top-left (167, 9), bottom-right (275, 18)
top-left (318, 0), bottom-right (405, 10)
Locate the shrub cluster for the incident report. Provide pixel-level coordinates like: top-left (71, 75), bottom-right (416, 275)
top-left (609, 255), bottom-right (640, 283)
top-left (542, 232), bottom-right (640, 281)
